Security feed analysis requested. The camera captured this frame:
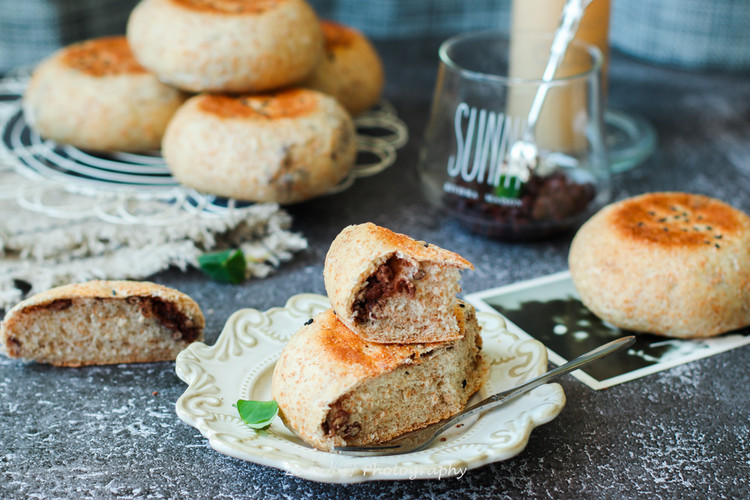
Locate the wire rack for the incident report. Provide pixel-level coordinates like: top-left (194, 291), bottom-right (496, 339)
top-left (0, 69), bottom-right (408, 226)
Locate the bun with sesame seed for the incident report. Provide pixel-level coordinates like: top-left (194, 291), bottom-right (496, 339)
top-left (568, 192), bottom-right (750, 338)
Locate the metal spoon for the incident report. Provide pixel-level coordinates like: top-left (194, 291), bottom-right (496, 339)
top-left (502, 0), bottom-right (595, 189)
top-left (334, 335), bottom-right (634, 456)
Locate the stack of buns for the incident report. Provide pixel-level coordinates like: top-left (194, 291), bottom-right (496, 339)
top-left (569, 192), bottom-right (750, 338)
top-left (272, 223), bottom-right (488, 452)
top-left (22, 0), bottom-right (385, 204)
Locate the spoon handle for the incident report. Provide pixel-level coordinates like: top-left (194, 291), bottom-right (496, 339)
top-left (525, 0), bottom-right (594, 136)
top-left (440, 335), bottom-right (635, 430)
top-left (334, 335), bottom-right (635, 455)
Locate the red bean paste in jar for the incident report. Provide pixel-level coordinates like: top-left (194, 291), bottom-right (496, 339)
top-left (444, 171), bottom-right (595, 238)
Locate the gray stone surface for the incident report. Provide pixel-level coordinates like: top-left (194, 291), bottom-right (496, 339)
top-left (2, 39), bottom-right (749, 499)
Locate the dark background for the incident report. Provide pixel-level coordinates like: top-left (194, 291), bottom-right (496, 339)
top-left (2, 1), bottom-right (750, 498)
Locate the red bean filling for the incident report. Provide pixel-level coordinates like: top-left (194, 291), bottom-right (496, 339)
top-left (322, 406), bottom-right (360, 438)
top-left (353, 257), bottom-right (420, 322)
top-left (126, 297), bottom-right (202, 342)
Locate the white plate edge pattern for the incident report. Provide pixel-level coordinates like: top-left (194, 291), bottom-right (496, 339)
top-left (174, 294), bottom-right (566, 483)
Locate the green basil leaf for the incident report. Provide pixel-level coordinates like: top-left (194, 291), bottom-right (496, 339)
top-left (234, 399), bottom-right (278, 429)
top-left (197, 249), bottom-right (246, 284)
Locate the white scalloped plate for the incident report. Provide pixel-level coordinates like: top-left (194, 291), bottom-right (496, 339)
top-left (175, 294), bottom-right (566, 483)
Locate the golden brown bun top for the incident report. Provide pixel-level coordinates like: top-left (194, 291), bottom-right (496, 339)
top-left (335, 222), bottom-right (474, 270)
top-left (196, 89), bottom-right (321, 120)
top-left (314, 310), bottom-right (444, 376)
top-left (170, 0), bottom-right (286, 15)
top-left (320, 20), bottom-right (359, 52)
top-left (60, 36), bottom-right (147, 76)
top-left (297, 306), bottom-right (470, 379)
top-left (608, 192), bottom-right (748, 249)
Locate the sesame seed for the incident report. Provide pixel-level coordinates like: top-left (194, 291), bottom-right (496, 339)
top-left (304, 318), bottom-right (313, 325)
top-left (715, 244), bottom-right (721, 249)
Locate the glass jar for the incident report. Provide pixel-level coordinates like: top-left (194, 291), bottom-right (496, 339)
top-left (417, 31), bottom-right (610, 240)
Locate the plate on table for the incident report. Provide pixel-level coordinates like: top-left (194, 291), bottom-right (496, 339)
top-left (175, 294), bottom-right (565, 483)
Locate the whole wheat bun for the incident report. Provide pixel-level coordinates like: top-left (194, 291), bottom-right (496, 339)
top-left (162, 89), bottom-right (357, 204)
top-left (324, 222), bottom-right (474, 344)
top-left (23, 36), bottom-right (187, 152)
top-left (302, 20), bottom-right (384, 115)
top-left (126, 0), bottom-right (323, 93)
top-left (271, 303), bottom-right (487, 452)
top-left (0, 280), bottom-right (204, 367)
top-left (569, 192), bottom-right (750, 338)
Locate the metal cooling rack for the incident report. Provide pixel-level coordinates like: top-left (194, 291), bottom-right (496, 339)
top-left (0, 70), bottom-right (408, 225)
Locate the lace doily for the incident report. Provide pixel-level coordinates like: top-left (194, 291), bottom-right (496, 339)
top-left (0, 70), bottom-right (408, 309)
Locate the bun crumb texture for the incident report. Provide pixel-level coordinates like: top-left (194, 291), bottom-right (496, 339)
top-left (0, 280), bottom-right (205, 367)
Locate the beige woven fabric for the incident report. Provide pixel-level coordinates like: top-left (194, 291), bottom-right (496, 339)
top-left (0, 169), bottom-right (307, 310)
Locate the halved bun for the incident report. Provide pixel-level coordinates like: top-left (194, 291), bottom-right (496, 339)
top-left (324, 222), bottom-right (473, 344)
top-left (271, 302), bottom-right (487, 451)
top-left (1, 280), bottom-right (204, 366)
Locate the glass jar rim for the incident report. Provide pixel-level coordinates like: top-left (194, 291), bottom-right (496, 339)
top-left (438, 29), bottom-right (603, 86)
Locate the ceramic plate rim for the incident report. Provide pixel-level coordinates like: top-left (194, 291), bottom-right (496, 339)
top-left (174, 293), bottom-right (566, 483)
